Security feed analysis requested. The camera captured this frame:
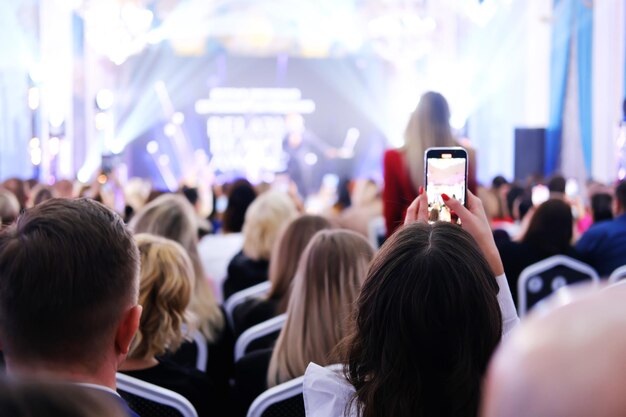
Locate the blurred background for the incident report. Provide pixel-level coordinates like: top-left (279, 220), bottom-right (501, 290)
top-left (0, 0), bottom-right (623, 192)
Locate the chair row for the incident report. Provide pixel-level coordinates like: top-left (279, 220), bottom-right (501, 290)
top-left (517, 255), bottom-right (626, 317)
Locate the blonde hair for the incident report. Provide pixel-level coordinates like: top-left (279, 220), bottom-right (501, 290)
top-left (242, 191), bottom-right (297, 261)
top-left (404, 91), bottom-right (456, 191)
top-left (267, 230), bottom-right (374, 386)
top-left (129, 193), bottom-right (224, 341)
top-left (130, 234), bottom-right (194, 359)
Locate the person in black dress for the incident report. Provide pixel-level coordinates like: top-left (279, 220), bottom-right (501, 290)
top-left (223, 190), bottom-right (298, 300)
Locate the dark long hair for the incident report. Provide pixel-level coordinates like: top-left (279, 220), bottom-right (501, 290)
top-left (522, 199), bottom-right (573, 255)
top-left (343, 222), bottom-right (502, 417)
top-left (222, 179), bottom-right (257, 233)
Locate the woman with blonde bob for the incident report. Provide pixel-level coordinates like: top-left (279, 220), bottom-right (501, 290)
top-left (129, 193), bottom-right (224, 341)
top-left (267, 229), bottom-right (375, 387)
top-left (129, 193), bottom-right (232, 391)
top-left (119, 234), bottom-right (221, 417)
top-left (223, 190), bottom-right (298, 299)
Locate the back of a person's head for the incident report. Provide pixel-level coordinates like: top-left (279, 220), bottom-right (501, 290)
top-left (0, 198), bottom-right (138, 369)
top-left (52, 179), bottom-right (75, 199)
top-left (130, 193), bottom-right (198, 253)
top-left (482, 285), bottom-right (626, 417)
top-left (345, 222), bottom-right (501, 417)
top-left (491, 175), bottom-right (508, 190)
top-left (222, 179), bottom-right (257, 233)
top-left (131, 234), bottom-right (193, 360)
top-left (130, 193), bottom-right (223, 342)
top-left (0, 189), bottom-right (20, 227)
top-left (0, 378), bottom-right (128, 417)
top-left (591, 192), bottom-right (613, 223)
top-left (242, 190), bottom-right (297, 261)
top-left (547, 175), bottom-right (567, 194)
top-left (268, 229), bottom-right (374, 386)
top-left (267, 215), bottom-right (334, 313)
top-left (181, 185), bottom-right (199, 207)
top-left (404, 91), bottom-right (455, 190)
top-left (522, 199), bottom-right (573, 254)
top-left (2, 178), bottom-right (27, 210)
top-left (505, 185), bottom-right (525, 220)
top-left (29, 184), bottom-right (54, 208)
top-left (614, 180), bottom-right (626, 213)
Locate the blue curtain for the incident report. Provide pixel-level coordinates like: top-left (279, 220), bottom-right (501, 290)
top-left (576, 1), bottom-right (593, 175)
top-left (546, 0), bottom-right (593, 177)
top-left (546, 0), bottom-right (573, 175)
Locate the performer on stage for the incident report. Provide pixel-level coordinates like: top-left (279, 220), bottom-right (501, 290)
top-left (282, 113), bottom-right (338, 197)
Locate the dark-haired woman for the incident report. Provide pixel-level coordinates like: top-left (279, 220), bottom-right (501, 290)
top-left (497, 198), bottom-right (581, 304)
top-left (303, 190), bottom-right (518, 417)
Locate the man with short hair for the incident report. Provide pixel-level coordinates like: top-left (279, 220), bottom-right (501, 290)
top-left (575, 180), bottom-right (626, 276)
top-left (481, 285), bottom-right (626, 417)
top-left (0, 198), bottom-right (142, 414)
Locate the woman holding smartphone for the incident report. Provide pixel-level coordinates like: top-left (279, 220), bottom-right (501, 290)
top-left (383, 91), bottom-right (477, 236)
top-left (303, 190), bottom-right (518, 417)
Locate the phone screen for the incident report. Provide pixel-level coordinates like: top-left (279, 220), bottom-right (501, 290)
top-left (425, 148), bottom-right (468, 224)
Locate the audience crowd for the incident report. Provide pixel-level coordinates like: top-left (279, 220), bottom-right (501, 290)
top-left (1, 91), bottom-right (625, 417)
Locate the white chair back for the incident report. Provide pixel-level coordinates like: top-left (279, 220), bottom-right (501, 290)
top-left (518, 255), bottom-right (599, 317)
top-left (116, 373), bottom-right (198, 417)
top-left (235, 314), bottom-right (287, 362)
top-left (608, 265), bottom-right (626, 284)
top-left (190, 330), bottom-right (208, 372)
top-left (247, 375), bottom-right (304, 417)
top-left (224, 281), bottom-right (272, 330)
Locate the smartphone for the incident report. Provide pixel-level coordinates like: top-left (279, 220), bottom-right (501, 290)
top-left (424, 147), bottom-right (468, 224)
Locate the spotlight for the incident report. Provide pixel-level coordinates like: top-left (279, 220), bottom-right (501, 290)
top-left (49, 137), bottom-right (60, 156)
top-left (146, 141), bottom-right (159, 154)
top-left (95, 112), bottom-right (109, 130)
top-left (158, 154), bottom-right (170, 166)
top-left (30, 148), bottom-right (42, 166)
top-left (96, 89), bottom-right (115, 111)
top-left (28, 88), bottom-right (40, 110)
top-left (172, 112), bottom-right (185, 125)
top-left (304, 152), bottom-right (318, 166)
top-left (163, 123), bottom-right (176, 137)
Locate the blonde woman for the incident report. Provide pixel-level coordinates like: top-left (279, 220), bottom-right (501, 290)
top-left (382, 91), bottom-right (477, 236)
top-left (232, 229), bottom-right (373, 415)
top-left (223, 190), bottom-right (298, 300)
top-left (129, 193), bottom-right (231, 388)
top-left (119, 234), bottom-right (221, 417)
top-left (232, 215), bottom-right (333, 335)
top-left (268, 229), bottom-right (375, 386)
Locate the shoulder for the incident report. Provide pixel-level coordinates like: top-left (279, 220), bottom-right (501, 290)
top-left (577, 220), bottom-right (614, 244)
top-left (233, 297), bottom-right (277, 334)
top-left (383, 148), bottom-right (403, 164)
top-left (303, 363), bottom-right (356, 417)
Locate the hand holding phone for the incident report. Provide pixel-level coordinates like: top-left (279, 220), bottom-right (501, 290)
top-left (424, 147), bottom-right (468, 224)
